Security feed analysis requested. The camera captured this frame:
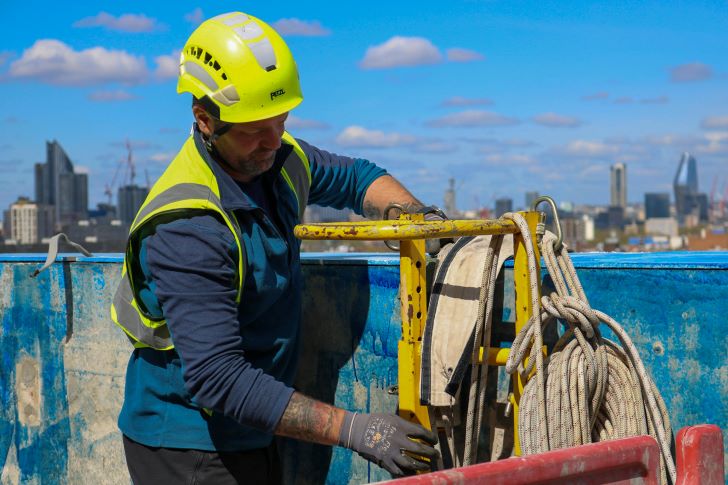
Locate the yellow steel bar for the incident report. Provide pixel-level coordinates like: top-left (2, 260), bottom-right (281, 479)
top-left (477, 346), bottom-right (511, 366)
top-left (295, 219), bottom-right (517, 241)
top-left (397, 214), bottom-right (431, 429)
top-left (511, 211), bottom-right (544, 456)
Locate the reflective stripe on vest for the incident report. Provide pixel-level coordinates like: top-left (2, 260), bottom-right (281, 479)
top-left (110, 132), bottom-right (310, 350)
top-left (281, 132), bottom-right (311, 220)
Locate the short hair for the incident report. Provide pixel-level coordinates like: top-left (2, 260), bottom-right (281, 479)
top-left (191, 95), bottom-right (221, 119)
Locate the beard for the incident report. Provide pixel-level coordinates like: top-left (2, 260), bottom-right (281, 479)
top-left (230, 150), bottom-right (277, 179)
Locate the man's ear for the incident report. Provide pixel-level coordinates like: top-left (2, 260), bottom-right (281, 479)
top-left (192, 105), bottom-right (214, 137)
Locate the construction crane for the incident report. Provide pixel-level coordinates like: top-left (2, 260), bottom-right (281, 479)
top-left (103, 139), bottom-right (136, 205)
top-left (709, 175), bottom-right (719, 223)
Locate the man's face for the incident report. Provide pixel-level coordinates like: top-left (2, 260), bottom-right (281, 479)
top-left (197, 109), bottom-right (288, 182)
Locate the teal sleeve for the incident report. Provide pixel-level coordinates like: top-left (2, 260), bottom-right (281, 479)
top-left (297, 138), bottom-right (388, 215)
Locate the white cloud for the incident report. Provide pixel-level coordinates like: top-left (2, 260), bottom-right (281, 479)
top-left (484, 153), bottom-right (536, 165)
top-left (532, 112), bottom-right (582, 128)
top-left (464, 137), bottom-right (536, 149)
top-left (562, 140), bottom-right (619, 158)
top-left (670, 62), bottom-right (713, 82)
top-left (149, 152), bottom-right (176, 163)
top-left (184, 8), bottom-right (204, 25)
top-left (73, 12), bottom-right (159, 33)
top-left (87, 90), bottom-right (137, 102)
top-left (360, 36), bottom-right (442, 69)
top-left (75, 165), bottom-right (90, 175)
top-left (428, 110), bottom-right (519, 127)
top-left (272, 18), bottom-right (331, 36)
top-left (701, 116), bottom-right (728, 130)
top-left (286, 115), bottom-right (329, 130)
top-left (642, 134), bottom-right (701, 147)
top-left (9, 39), bottom-right (148, 86)
top-left (446, 48), bottom-right (485, 63)
top-left (442, 96), bottom-right (493, 107)
top-left (335, 126), bottom-right (416, 148)
top-left (154, 50), bottom-right (180, 79)
top-left (696, 131), bottom-right (728, 155)
top-left (578, 164), bottom-right (607, 177)
top-left (581, 91), bottom-right (609, 101)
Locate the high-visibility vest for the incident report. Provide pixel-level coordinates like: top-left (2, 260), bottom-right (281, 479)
top-left (111, 132), bottom-right (311, 350)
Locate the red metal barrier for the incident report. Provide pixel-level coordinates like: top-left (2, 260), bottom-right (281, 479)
top-left (388, 435), bottom-right (661, 485)
top-left (389, 426), bottom-right (726, 485)
top-left (675, 424), bottom-right (724, 485)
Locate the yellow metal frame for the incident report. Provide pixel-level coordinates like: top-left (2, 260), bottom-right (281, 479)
top-left (294, 212), bottom-right (543, 455)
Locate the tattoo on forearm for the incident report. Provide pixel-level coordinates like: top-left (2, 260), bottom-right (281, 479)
top-left (397, 202), bottom-right (425, 214)
top-left (276, 393), bottom-right (342, 445)
top-left (363, 201), bottom-right (381, 220)
top-left (365, 201), bottom-right (427, 220)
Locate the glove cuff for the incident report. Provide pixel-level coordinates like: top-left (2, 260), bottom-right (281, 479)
top-left (337, 411), bottom-right (357, 449)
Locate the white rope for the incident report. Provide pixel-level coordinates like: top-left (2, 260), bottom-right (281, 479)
top-left (431, 214), bottom-right (674, 482)
top-left (504, 227), bottom-right (676, 484)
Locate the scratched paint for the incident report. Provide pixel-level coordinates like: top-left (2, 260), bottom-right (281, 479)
top-left (0, 252), bottom-right (727, 484)
top-left (0, 262), bottom-right (71, 484)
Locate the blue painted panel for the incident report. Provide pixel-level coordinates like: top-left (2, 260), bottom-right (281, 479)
top-left (0, 262), bottom-right (70, 484)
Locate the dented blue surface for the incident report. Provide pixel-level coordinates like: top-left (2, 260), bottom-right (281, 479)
top-left (0, 252), bottom-right (726, 484)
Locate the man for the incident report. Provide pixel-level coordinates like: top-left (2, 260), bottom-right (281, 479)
top-left (112, 11), bottom-right (440, 485)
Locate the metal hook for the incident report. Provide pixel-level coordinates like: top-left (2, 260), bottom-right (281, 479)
top-left (383, 203), bottom-right (406, 251)
top-left (530, 195), bottom-right (563, 251)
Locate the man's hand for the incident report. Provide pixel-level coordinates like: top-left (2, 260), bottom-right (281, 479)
top-left (338, 412), bottom-right (439, 477)
top-left (421, 207), bottom-right (452, 256)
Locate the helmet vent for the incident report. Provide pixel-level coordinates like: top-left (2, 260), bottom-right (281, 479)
top-left (186, 45), bottom-right (228, 82)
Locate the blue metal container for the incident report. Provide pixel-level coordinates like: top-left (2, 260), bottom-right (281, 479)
top-left (0, 252), bottom-right (726, 484)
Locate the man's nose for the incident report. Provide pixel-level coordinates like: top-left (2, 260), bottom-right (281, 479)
top-left (259, 127), bottom-right (283, 151)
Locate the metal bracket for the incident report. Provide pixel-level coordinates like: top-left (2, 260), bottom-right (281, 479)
top-left (530, 196), bottom-right (563, 251)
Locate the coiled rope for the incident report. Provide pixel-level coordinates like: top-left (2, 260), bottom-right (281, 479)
top-left (440, 213), bottom-right (674, 482)
top-left (501, 215), bottom-right (676, 484)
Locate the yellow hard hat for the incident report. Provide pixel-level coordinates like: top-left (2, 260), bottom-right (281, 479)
top-left (177, 12), bottom-right (303, 123)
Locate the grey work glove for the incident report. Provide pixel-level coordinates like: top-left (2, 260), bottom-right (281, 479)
top-left (421, 207), bottom-right (453, 256)
top-left (338, 411), bottom-right (439, 477)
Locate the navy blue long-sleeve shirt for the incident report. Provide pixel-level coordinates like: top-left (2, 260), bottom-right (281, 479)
top-left (118, 129), bottom-right (387, 451)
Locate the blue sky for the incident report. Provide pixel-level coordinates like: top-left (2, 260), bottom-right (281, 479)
top-left (2, 1), bottom-right (727, 215)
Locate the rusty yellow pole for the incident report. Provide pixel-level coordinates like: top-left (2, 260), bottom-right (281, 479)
top-left (396, 213), bottom-right (431, 429)
top-left (294, 218), bottom-right (517, 241)
top-left (510, 211), bottom-right (544, 456)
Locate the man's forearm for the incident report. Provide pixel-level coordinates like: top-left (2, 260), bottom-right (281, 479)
top-left (274, 391), bottom-right (346, 445)
top-left (362, 174), bottom-right (424, 220)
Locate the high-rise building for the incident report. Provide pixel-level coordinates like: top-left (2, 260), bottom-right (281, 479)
top-left (118, 185), bottom-right (149, 224)
top-left (4, 197), bottom-right (55, 244)
top-left (674, 152), bottom-right (699, 221)
top-left (494, 197), bottom-right (513, 217)
top-left (610, 163), bottom-right (627, 208)
top-left (645, 193), bottom-right (670, 219)
top-left (35, 140), bottom-right (88, 227)
top-left (444, 178), bottom-right (457, 216)
top-left (525, 191), bottom-right (539, 210)
top-left (692, 193), bottom-right (709, 222)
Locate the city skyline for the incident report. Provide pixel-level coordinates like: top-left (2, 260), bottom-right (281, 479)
top-left (1, 1), bottom-right (727, 217)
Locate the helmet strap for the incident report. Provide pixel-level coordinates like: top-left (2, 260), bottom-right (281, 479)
top-left (204, 119), bottom-right (233, 152)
